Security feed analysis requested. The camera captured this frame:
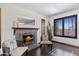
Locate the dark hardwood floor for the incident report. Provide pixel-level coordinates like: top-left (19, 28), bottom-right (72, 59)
top-left (27, 42), bottom-right (79, 56)
top-left (27, 45), bottom-right (52, 56)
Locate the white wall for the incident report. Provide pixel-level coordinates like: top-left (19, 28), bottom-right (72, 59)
top-left (49, 9), bottom-right (79, 47)
top-left (0, 3), bottom-right (47, 54)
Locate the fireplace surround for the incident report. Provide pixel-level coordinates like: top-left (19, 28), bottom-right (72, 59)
top-left (12, 27), bottom-right (39, 45)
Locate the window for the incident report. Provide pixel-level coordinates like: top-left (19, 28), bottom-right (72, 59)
top-left (54, 15), bottom-right (77, 39)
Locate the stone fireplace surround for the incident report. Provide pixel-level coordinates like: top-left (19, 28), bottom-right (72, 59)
top-left (12, 27), bottom-right (39, 46)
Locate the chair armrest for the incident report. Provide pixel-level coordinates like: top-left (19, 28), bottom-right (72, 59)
top-left (11, 47), bottom-right (28, 56)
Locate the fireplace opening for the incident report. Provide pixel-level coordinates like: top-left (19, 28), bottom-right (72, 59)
top-left (23, 34), bottom-right (33, 45)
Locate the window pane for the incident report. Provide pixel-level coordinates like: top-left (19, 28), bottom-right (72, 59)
top-left (69, 17), bottom-right (75, 36)
top-left (64, 18), bottom-right (69, 36)
top-left (68, 18), bottom-right (73, 36)
top-left (64, 17), bottom-right (76, 37)
top-left (55, 19), bottom-right (62, 35)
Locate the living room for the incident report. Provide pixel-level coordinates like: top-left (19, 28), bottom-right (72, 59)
top-left (0, 3), bottom-right (79, 56)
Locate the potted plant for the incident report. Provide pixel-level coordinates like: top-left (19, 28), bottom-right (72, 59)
top-left (47, 22), bottom-right (52, 41)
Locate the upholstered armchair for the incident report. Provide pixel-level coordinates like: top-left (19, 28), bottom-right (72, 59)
top-left (2, 39), bottom-right (28, 56)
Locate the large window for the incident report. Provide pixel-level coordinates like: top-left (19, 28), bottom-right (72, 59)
top-left (54, 15), bottom-right (77, 38)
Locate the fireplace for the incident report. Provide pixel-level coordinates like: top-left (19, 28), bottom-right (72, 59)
top-left (12, 27), bottom-right (39, 46)
top-left (23, 34), bottom-right (33, 45)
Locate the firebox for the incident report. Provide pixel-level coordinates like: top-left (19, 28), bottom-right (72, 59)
top-left (23, 34), bottom-right (33, 45)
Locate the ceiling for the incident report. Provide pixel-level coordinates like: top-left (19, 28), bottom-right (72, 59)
top-left (17, 3), bottom-right (79, 16)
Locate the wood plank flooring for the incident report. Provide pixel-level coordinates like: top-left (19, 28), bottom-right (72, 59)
top-left (27, 42), bottom-right (79, 56)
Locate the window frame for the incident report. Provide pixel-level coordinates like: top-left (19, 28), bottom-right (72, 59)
top-left (54, 15), bottom-right (77, 39)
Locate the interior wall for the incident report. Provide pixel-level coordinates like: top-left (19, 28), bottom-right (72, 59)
top-left (0, 3), bottom-right (47, 54)
top-left (49, 9), bottom-right (79, 47)
top-left (0, 8), bottom-right (1, 54)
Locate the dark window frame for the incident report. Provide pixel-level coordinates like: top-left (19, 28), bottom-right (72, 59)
top-left (54, 15), bottom-right (77, 39)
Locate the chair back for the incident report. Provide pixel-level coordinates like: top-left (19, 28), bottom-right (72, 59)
top-left (2, 39), bottom-right (17, 54)
top-left (42, 34), bottom-right (48, 41)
